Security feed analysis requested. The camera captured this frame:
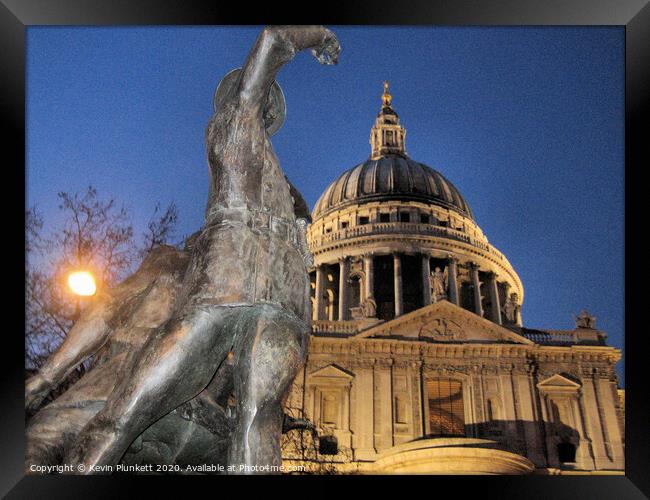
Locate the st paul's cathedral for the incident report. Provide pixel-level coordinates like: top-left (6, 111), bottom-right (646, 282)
top-left (281, 83), bottom-right (625, 475)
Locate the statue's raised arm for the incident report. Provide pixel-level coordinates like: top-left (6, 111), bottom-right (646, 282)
top-left (205, 26), bottom-right (340, 220)
top-left (237, 25), bottom-right (339, 111)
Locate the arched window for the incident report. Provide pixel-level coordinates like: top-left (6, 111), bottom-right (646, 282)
top-left (426, 379), bottom-right (465, 436)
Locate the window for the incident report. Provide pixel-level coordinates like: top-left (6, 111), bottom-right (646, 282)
top-left (427, 379), bottom-right (465, 436)
top-left (319, 435), bottom-right (338, 455)
top-left (395, 395), bottom-right (408, 424)
top-left (420, 214), bottom-right (430, 224)
top-left (486, 399), bottom-right (496, 421)
top-left (325, 226), bottom-right (332, 234)
top-left (358, 216), bottom-right (369, 225)
top-left (379, 213), bottom-right (390, 222)
top-left (557, 442), bottom-right (576, 463)
top-left (486, 399), bottom-right (502, 435)
top-left (399, 212), bottom-right (410, 223)
top-left (322, 393), bottom-right (339, 425)
top-left (341, 221), bottom-right (349, 229)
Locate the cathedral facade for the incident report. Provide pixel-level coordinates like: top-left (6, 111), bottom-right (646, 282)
top-left (282, 84), bottom-right (624, 474)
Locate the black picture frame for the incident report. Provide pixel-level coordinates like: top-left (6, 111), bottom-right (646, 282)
top-left (2, 0), bottom-right (647, 497)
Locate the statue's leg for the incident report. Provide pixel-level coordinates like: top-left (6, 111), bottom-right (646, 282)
top-left (26, 352), bottom-right (127, 470)
top-left (26, 403), bottom-right (101, 471)
top-left (25, 301), bottom-right (113, 412)
top-left (228, 304), bottom-right (309, 473)
top-left (63, 306), bottom-right (239, 473)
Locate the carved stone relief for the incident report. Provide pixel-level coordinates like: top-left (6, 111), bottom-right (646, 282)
top-left (419, 318), bottom-right (466, 341)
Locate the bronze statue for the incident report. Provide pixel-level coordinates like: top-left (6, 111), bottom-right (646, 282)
top-left (25, 25), bottom-right (340, 474)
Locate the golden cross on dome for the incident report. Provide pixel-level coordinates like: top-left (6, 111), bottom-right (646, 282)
top-left (382, 80), bottom-right (392, 107)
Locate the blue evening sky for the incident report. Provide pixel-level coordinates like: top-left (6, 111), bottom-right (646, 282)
top-left (26, 26), bottom-right (624, 382)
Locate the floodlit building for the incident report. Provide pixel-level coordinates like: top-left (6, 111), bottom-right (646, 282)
top-left (282, 83), bottom-right (624, 475)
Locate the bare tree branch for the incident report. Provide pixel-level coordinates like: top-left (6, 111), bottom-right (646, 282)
top-left (25, 186), bottom-right (180, 392)
top-left (140, 202), bottom-right (179, 258)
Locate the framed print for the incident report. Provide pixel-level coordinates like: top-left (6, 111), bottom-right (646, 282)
top-left (2, 0), bottom-right (648, 497)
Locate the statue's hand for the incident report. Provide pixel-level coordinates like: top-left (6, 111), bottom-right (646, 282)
top-left (25, 373), bottom-right (52, 412)
top-left (311, 29), bottom-right (340, 65)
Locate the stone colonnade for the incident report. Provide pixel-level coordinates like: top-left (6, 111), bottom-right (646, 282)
top-left (313, 253), bottom-right (508, 324)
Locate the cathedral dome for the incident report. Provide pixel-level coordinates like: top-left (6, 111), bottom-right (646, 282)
top-left (307, 82), bottom-right (524, 328)
top-left (312, 156), bottom-right (473, 221)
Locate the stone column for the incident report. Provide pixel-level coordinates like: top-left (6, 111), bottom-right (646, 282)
top-left (363, 253), bottom-right (374, 301)
top-left (421, 252), bottom-right (432, 306)
top-left (469, 262), bottom-right (484, 317)
top-left (353, 363), bottom-right (376, 460)
top-left (393, 254), bottom-right (403, 317)
top-left (338, 257), bottom-right (349, 321)
top-left (570, 395), bottom-right (597, 470)
top-left (486, 272), bottom-right (502, 324)
top-left (516, 372), bottom-right (546, 466)
top-left (580, 374), bottom-right (609, 469)
top-left (315, 265), bottom-right (326, 320)
top-left (411, 361), bottom-right (424, 438)
top-left (446, 256), bottom-right (459, 305)
top-left (540, 394), bottom-right (560, 467)
top-left (499, 372), bottom-right (518, 449)
top-left (596, 377), bottom-right (625, 468)
top-left (374, 359), bottom-right (394, 451)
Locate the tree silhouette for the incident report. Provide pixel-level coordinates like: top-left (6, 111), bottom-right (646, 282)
top-left (25, 186), bottom-right (179, 405)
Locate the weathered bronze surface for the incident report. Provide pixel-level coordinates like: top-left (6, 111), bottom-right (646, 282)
top-left (213, 68), bottom-right (287, 136)
top-left (25, 25), bottom-right (340, 474)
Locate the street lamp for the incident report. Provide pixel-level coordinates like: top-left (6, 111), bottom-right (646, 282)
top-left (67, 271), bottom-right (97, 297)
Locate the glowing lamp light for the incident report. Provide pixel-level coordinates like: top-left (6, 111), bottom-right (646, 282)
top-left (67, 271), bottom-right (97, 296)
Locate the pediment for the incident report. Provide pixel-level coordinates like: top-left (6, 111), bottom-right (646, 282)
top-left (537, 373), bottom-right (582, 391)
top-left (308, 364), bottom-right (355, 380)
top-left (355, 301), bottom-right (532, 345)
